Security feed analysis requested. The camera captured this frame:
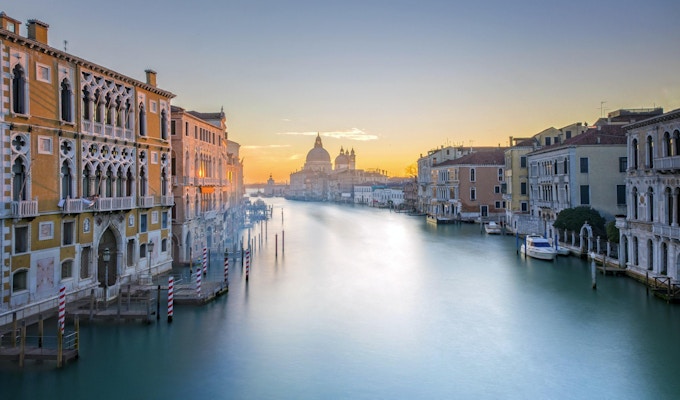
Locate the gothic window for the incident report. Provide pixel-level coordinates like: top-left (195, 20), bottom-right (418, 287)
top-left (83, 165), bottom-right (92, 197)
top-left (82, 87), bottom-right (91, 120)
top-left (116, 169), bottom-right (124, 197)
top-left (139, 102), bottom-right (146, 136)
top-left (60, 78), bottom-right (73, 122)
top-left (105, 166), bottom-right (113, 197)
top-left (12, 64), bottom-right (26, 114)
top-left (94, 165), bottom-right (103, 195)
top-left (161, 168), bottom-right (167, 196)
top-left (632, 187), bottom-right (638, 220)
top-left (94, 90), bottom-right (103, 123)
top-left (126, 169), bottom-right (134, 196)
top-left (632, 139), bottom-right (639, 169)
top-left (646, 136), bottom-right (654, 168)
top-left (115, 97), bottom-right (123, 127)
top-left (61, 160), bottom-right (74, 199)
top-left (139, 167), bottom-right (147, 197)
top-left (161, 109), bottom-right (168, 140)
top-left (105, 93), bottom-right (114, 125)
top-left (12, 157), bottom-right (27, 201)
top-left (125, 99), bottom-right (132, 129)
top-left (674, 130), bottom-right (680, 157)
top-left (647, 239), bottom-right (653, 271)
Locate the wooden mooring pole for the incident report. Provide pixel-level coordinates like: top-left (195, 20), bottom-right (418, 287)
top-left (275, 233), bottom-right (278, 257)
top-left (157, 285), bottom-right (161, 320)
top-left (591, 255), bottom-right (597, 290)
top-left (38, 313), bottom-right (44, 348)
top-left (19, 321), bottom-right (26, 368)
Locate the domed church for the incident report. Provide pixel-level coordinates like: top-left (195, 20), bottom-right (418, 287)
top-left (303, 134), bottom-right (332, 172)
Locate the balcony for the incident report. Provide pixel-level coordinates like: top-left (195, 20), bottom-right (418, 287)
top-left (124, 129), bottom-right (133, 140)
top-left (183, 177), bottom-right (191, 186)
top-left (655, 156), bottom-right (680, 172)
top-left (82, 120), bottom-right (92, 133)
top-left (652, 223), bottom-right (680, 240)
top-left (105, 125), bottom-right (113, 136)
top-left (161, 196), bottom-right (174, 206)
top-left (62, 198), bottom-right (83, 213)
top-left (11, 199), bottom-right (38, 218)
top-left (93, 122), bottom-right (102, 134)
top-left (138, 196), bottom-right (155, 208)
top-left (171, 176), bottom-right (178, 187)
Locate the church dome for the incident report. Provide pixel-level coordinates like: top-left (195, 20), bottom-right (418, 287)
top-left (305, 134), bottom-right (331, 163)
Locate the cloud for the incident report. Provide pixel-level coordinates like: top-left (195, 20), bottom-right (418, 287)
top-left (241, 144), bottom-right (292, 150)
top-left (277, 128), bottom-right (378, 141)
top-left (288, 154), bottom-right (302, 160)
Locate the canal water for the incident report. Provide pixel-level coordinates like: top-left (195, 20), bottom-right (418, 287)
top-left (2, 198), bottom-right (679, 399)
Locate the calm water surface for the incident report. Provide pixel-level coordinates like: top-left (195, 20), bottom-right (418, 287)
top-left (3, 198), bottom-right (679, 399)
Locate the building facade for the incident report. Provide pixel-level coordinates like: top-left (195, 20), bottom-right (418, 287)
top-left (618, 108), bottom-right (680, 281)
top-left (170, 106), bottom-right (244, 266)
top-left (1, 14), bottom-right (174, 311)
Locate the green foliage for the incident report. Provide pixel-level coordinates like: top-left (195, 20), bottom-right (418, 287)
top-left (606, 220), bottom-right (619, 243)
top-left (553, 206), bottom-right (606, 237)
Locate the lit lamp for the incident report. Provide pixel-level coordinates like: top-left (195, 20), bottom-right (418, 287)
top-left (147, 240), bottom-right (155, 277)
top-left (102, 248), bottom-right (110, 298)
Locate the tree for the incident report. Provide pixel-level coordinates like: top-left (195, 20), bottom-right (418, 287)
top-left (404, 164), bottom-right (417, 177)
top-left (606, 220), bottom-right (619, 243)
top-left (553, 206), bottom-right (606, 237)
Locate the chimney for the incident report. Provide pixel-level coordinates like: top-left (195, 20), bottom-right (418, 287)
top-left (27, 19), bottom-right (49, 44)
top-left (0, 12), bottom-right (21, 34)
top-left (145, 69), bottom-right (157, 87)
top-left (509, 136), bottom-right (513, 146)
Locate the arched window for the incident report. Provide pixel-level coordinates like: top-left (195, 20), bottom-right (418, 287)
top-left (664, 132), bottom-right (671, 157)
top-left (80, 247), bottom-right (91, 279)
top-left (60, 78), bottom-right (73, 122)
top-left (161, 168), bottom-right (167, 196)
top-left (82, 87), bottom-right (91, 120)
top-left (61, 260), bottom-right (74, 280)
top-left (632, 139), bottom-right (639, 169)
top-left (12, 157), bottom-right (27, 201)
top-left (94, 165), bottom-right (103, 195)
top-left (674, 130), bottom-right (680, 156)
top-left (94, 90), bottom-right (103, 123)
top-left (661, 242), bottom-right (668, 275)
top-left (83, 165), bottom-right (92, 197)
top-left (12, 64), bottom-right (26, 114)
top-left (139, 102), bottom-right (146, 136)
top-left (632, 187), bottom-right (638, 220)
top-left (115, 97), bottom-right (123, 127)
top-left (161, 109), bottom-right (168, 140)
top-left (126, 169), bottom-right (134, 196)
top-left (646, 136), bottom-right (654, 168)
top-left (105, 166), bottom-right (113, 197)
top-left (139, 167), bottom-right (147, 197)
top-left (105, 93), bottom-right (114, 125)
top-left (61, 160), bottom-right (74, 199)
top-left (125, 99), bottom-right (132, 129)
top-left (116, 169), bottom-right (124, 197)
top-left (648, 187), bottom-right (654, 222)
top-left (633, 237), bottom-right (639, 265)
top-left (647, 239), bottom-right (654, 271)
top-left (666, 187), bottom-right (673, 225)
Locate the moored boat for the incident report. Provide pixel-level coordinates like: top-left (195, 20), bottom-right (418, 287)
top-left (484, 221), bottom-right (502, 234)
top-left (520, 234), bottom-right (557, 261)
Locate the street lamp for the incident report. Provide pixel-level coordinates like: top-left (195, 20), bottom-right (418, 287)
top-left (147, 240), bottom-right (155, 278)
top-left (102, 248), bottom-right (110, 299)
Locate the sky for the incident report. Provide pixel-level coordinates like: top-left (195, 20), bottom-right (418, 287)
top-left (5, 0), bottom-right (680, 183)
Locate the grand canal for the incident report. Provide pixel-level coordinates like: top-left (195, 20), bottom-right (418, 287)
top-left (3, 197), bottom-right (679, 399)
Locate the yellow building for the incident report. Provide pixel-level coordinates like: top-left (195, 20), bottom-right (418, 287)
top-left (1, 13), bottom-right (174, 312)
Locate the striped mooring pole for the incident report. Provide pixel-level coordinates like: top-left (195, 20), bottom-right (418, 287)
top-left (245, 248), bottom-right (251, 281)
top-left (202, 247), bottom-right (208, 276)
top-left (58, 285), bottom-right (66, 335)
top-left (224, 252), bottom-right (229, 284)
top-left (196, 262), bottom-right (202, 297)
top-left (167, 276), bottom-right (174, 323)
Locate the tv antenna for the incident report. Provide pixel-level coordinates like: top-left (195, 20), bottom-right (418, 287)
top-left (599, 101), bottom-right (607, 117)
top-left (64, 40), bottom-right (68, 52)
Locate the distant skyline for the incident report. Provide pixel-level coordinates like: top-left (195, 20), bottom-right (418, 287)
top-left (5, 1), bottom-right (680, 183)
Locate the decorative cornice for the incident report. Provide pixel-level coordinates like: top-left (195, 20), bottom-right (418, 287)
top-left (625, 109), bottom-right (680, 131)
top-left (0, 29), bottom-right (175, 99)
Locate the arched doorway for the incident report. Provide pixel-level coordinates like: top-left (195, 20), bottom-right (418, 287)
top-left (185, 231), bottom-right (192, 263)
top-left (172, 235), bottom-right (180, 267)
top-left (98, 228), bottom-right (118, 287)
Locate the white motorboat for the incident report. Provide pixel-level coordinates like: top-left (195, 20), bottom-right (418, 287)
top-left (520, 234), bottom-right (557, 261)
top-left (484, 221), bottom-right (502, 234)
